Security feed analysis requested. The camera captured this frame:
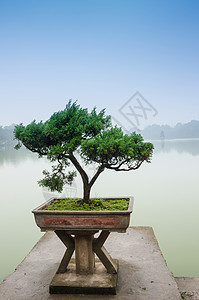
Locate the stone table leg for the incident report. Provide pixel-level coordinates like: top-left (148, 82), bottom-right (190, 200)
top-left (75, 231), bottom-right (95, 274)
top-left (93, 230), bottom-right (117, 274)
top-left (54, 230), bottom-right (75, 273)
top-left (55, 230), bottom-right (117, 275)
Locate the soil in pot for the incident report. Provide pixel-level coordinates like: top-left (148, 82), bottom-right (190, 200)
top-left (43, 198), bottom-right (129, 211)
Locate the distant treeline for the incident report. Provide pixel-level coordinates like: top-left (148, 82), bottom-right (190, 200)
top-left (141, 120), bottom-right (199, 140)
top-left (0, 124), bottom-right (15, 146)
top-left (1, 120), bottom-right (199, 146)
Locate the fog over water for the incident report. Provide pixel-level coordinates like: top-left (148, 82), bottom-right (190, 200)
top-left (0, 139), bottom-right (199, 282)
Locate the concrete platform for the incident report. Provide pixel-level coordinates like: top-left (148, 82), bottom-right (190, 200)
top-left (175, 277), bottom-right (199, 299)
top-left (0, 226), bottom-right (181, 299)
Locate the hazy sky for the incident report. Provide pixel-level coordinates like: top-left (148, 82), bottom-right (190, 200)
top-left (1, 0), bottom-right (199, 130)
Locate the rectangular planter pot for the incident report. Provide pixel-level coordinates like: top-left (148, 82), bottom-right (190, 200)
top-left (32, 197), bottom-right (134, 233)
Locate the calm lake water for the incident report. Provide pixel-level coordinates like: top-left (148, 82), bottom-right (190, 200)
top-left (0, 139), bottom-right (199, 282)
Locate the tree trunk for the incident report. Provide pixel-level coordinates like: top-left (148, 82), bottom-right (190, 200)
top-left (69, 154), bottom-right (105, 204)
top-left (83, 183), bottom-right (91, 204)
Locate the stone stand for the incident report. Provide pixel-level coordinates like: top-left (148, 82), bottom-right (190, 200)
top-left (50, 259), bottom-right (118, 294)
top-left (49, 230), bottom-right (118, 294)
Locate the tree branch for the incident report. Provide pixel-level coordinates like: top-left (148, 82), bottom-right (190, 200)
top-left (69, 154), bottom-right (89, 185)
top-left (89, 165), bottom-right (105, 188)
top-left (105, 160), bottom-right (144, 171)
top-left (25, 145), bottom-right (48, 156)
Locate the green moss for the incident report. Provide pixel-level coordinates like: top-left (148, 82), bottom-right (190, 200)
top-left (43, 198), bottom-right (129, 211)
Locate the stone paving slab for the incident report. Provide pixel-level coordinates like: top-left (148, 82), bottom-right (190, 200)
top-left (175, 277), bottom-right (199, 300)
top-left (0, 227), bottom-right (181, 300)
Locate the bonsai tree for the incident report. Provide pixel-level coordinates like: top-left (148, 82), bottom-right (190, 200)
top-left (14, 101), bottom-right (154, 204)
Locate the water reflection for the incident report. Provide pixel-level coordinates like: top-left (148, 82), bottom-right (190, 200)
top-left (152, 138), bottom-right (199, 156)
top-left (0, 145), bottom-right (37, 166)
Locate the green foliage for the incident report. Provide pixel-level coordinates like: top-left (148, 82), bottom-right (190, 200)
top-left (14, 101), bottom-right (111, 156)
top-left (14, 100), bottom-right (154, 202)
top-left (38, 169), bottom-right (76, 193)
top-left (43, 198), bottom-right (129, 211)
top-left (81, 127), bottom-right (153, 169)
